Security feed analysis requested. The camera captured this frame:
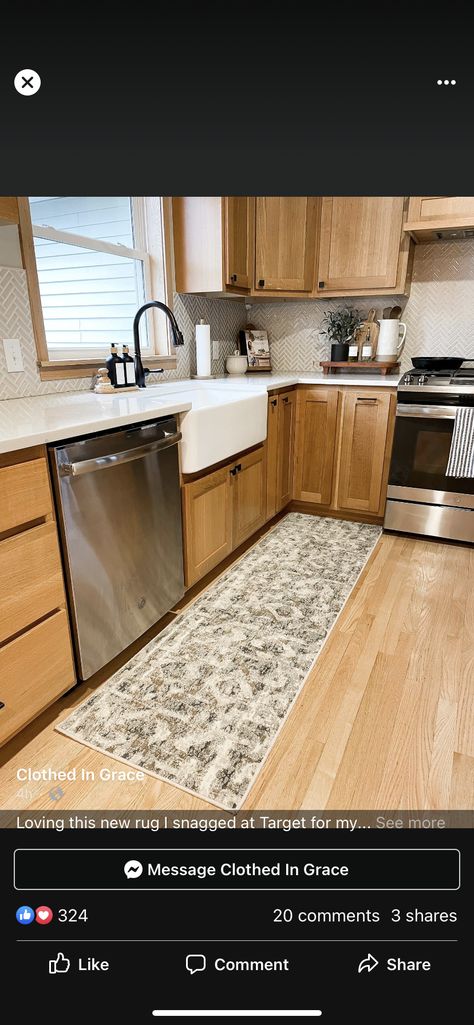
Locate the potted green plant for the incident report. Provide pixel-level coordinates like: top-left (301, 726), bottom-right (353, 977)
top-left (323, 307), bottom-right (361, 361)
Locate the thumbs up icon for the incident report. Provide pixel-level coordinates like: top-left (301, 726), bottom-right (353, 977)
top-left (48, 953), bottom-right (70, 974)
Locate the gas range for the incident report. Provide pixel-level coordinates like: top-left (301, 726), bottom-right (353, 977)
top-left (399, 365), bottom-right (474, 397)
top-left (384, 363), bottom-right (474, 544)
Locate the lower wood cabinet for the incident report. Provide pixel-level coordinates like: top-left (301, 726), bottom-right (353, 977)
top-left (266, 389), bottom-right (296, 518)
top-left (0, 448), bottom-right (75, 746)
top-left (294, 388), bottom-right (339, 504)
top-left (294, 386), bottom-right (396, 517)
top-left (337, 390), bottom-right (393, 514)
top-left (182, 465), bottom-right (233, 586)
top-left (232, 447), bottom-right (266, 549)
top-left (182, 446), bottom-right (266, 587)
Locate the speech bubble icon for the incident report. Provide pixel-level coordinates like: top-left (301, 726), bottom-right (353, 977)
top-left (124, 859), bottom-right (143, 879)
top-left (186, 954), bottom-right (207, 975)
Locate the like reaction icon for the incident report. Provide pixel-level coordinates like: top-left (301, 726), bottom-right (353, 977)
top-left (16, 906), bottom-right (35, 925)
top-left (49, 953), bottom-right (70, 975)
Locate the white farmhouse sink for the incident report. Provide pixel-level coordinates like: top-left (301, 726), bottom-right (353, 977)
top-left (160, 387), bottom-right (268, 473)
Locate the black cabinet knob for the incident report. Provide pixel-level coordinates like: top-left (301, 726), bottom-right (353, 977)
top-left (231, 274), bottom-right (237, 282)
top-left (319, 281), bottom-right (325, 288)
top-left (271, 398), bottom-right (277, 407)
top-left (258, 279), bottom-right (265, 287)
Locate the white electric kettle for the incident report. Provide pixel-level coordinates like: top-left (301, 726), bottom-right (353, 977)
top-left (376, 319), bottom-right (407, 362)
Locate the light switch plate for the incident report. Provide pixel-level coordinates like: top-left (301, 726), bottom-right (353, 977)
top-left (3, 338), bottom-right (24, 373)
top-left (212, 340), bottom-right (219, 361)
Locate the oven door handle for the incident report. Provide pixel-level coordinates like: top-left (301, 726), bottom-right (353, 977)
top-left (396, 404), bottom-right (458, 420)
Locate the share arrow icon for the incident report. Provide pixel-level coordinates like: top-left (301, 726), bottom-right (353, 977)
top-left (358, 953), bottom-right (379, 973)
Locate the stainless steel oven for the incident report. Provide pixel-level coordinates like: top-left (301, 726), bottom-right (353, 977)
top-left (384, 369), bottom-right (474, 543)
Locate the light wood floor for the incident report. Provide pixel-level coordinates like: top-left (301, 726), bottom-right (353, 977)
top-left (1, 528), bottom-right (473, 811)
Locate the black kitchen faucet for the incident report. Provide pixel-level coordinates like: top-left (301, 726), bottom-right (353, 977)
top-left (133, 301), bottom-right (185, 387)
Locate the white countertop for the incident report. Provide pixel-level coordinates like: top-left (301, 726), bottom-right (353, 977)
top-left (0, 371), bottom-right (400, 455)
top-left (0, 389), bottom-right (192, 455)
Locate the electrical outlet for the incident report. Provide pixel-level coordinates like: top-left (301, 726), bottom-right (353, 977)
top-left (212, 340), bottom-right (219, 361)
top-left (3, 338), bottom-right (24, 373)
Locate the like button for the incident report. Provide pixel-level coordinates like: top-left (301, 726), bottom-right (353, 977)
top-left (49, 953), bottom-right (70, 974)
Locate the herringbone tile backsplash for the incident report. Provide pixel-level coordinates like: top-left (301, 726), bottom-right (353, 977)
top-left (0, 270), bottom-right (245, 401)
top-left (1, 238), bottom-right (474, 400)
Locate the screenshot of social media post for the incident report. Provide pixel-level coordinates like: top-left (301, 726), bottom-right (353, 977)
top-left (1, 24), bottom-right (473, 1020)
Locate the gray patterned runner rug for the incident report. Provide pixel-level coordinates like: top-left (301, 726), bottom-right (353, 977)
top-left (57, 513), bottom-right (381, 810)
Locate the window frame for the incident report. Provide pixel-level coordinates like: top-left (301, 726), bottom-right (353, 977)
top-left (18, 196), bottom-right (176, 380)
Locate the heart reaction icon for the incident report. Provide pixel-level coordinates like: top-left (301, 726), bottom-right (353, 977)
top-left (35, 906), bottom-right (54, 925)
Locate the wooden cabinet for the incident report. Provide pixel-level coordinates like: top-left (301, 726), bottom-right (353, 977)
top-left (265, 396), bottom-right (279, 519)
top-left (0, 196), bottom-right (19, 225)
top-left (182, 446), bottom-right (266, 587)
top-left (405, 197), bottom-right (474, 241)
top-left (173, 196), bottom-right (254, 295)
top-left (337, 391), bottom-right (393, 514)
top-left (294, 386), bottom-right (395, 518)
top-left (254, 197), bottom-right (318, 294)
top-left (182, 464), bottom-right (233, 586)
top-left (0, 447), bottom-right (75, 746)
top-left (294, 388), bottom-right (340, 505)
top-left (224, 196), bottom-right (254, 289)
top-left (232, 447), bottom-right (266, 548)
top-left (276, 391), bottom-right (296, 509)
top-left (316, 196), bottom-right (412, 296)
top-left (265, 390), bottom-right (296, 518)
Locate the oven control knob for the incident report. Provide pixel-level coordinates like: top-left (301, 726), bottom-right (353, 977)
top-left (419, 374), bottom-right (428, 385)
top-left (404, 374), bottom-right (413, 384)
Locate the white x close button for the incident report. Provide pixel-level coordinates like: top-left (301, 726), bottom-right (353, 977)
top-left (14, 69), bottom-right (41, 95)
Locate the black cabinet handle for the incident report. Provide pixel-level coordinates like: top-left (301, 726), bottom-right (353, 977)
top-left (231, 274), bottom-right (237, 282)
top-left (282, 396), bottom-right (289, 403)
top-left (270, 398), bottom-right (277, 407)
top-left (258, 279), bottom-right (265, 287)
top-left (0, 701), bottom-right (5, 710)
top-left (319, 281), bottom-right (325, 288)
top-left (230, 463), bottom-right (242, 476)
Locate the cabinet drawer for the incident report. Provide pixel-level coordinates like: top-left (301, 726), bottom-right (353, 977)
top-left (0, 610), bottom-right (75, 745)
top-left (0, 457), bottom-right (52, 534)
top-left (0, 521), bottom-right (65, 643)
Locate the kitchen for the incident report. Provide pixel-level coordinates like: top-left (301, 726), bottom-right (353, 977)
top-left (0, 195), bottom-right (472, 813)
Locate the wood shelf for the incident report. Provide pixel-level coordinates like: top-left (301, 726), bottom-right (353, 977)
top-left (320, 361), bottom-right (400, 376)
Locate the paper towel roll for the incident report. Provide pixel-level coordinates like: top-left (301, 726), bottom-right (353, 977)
top-left (195, 322), bottom-right (211, 377)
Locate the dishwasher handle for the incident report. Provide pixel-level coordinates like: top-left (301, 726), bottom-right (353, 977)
top-left (59, 430), bottom-right (182, 477)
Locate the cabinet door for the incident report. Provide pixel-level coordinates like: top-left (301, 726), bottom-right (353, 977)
top-left (224, 197), bottom-right (254, 289)
top-left (182, 465), bottom-right (233, 586)
top-left (294, 388), bottom-right (339, 505)
top-left (255, 197), bottom-right (317, 293)
top-left (337, 390), bottom-right (392, 514)
top-left (265, 396), bottom-right (279, 520)
top-left (232, 447), bottom-right (266, 548)
top-left (276, 390), bottom-right (296, 511)
top-left (317, 197), bottom-right (405, 294)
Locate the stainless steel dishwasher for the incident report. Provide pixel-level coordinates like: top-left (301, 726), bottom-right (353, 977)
top-left (49, 417), bottom-right (184, 680)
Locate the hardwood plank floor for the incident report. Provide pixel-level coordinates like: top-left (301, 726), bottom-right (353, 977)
top-left (0, 525), bottom-right (472, 811)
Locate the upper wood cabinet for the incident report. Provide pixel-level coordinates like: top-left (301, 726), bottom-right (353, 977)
top-left (294, 388), bottom-right (340, 505)
top-left (405, 197), bottom-right (474, 241)
top-left (337, 390), bottom-right (394, 515)
top-left (173, 196), bottom-right (254, 295)
top-left (0, 197), bottom-right (19, 225)
top-left (254, 197), bottom-right (318, 294)
top-left (224, 196), bottom-right (254, 289)
top-left (316, 196), bottom-right (412, 297)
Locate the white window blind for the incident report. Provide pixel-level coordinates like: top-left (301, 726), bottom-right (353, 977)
top-left (29, 197), bottom-right (165, 360)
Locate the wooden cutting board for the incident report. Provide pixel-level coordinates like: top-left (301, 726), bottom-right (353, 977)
top-left (353, 307), bottom-right (379, 358)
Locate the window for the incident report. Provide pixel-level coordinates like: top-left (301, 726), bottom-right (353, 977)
top-left (27, 196), bottom-right (172, 372)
